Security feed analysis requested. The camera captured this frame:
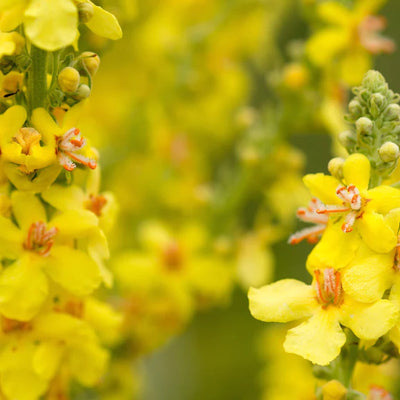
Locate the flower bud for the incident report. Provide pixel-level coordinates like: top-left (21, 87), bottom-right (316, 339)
top-left (74, 84), bottom-right (91, 100)
top-left (338, 130), bottom-right (356, 148)
top-left (383, 103), bottom-right (400, 121)
top-left (378, 141), bottom-right (399, 162)
top-left (322, 380), bottom-right (347, 400)
top-left (80, 51), bottom-right (100, 76)
top-left (348, 99), bottom-right (363, 118)
top-left (369, 93), bottom-right (386, 118)
top-left (362, 70), bottom-right (387, 92)
top-left (78, 1), bottom-right (94, 23)
top-left (356, 117), bottom-right (373, 135)
top-left (282, 63), bottom-right (309, 89)
top-left (328, 157), bottom-right (345, 179)
top-left (58, 67), bottom-right (80, 93)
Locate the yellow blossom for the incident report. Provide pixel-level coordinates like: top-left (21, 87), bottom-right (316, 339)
top-left (302, 153), bottom-right (400, 253)
top-left (249, 268), bottom-right (398, 365)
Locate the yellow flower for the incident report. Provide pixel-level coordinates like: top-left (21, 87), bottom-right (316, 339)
top-left (31, 102), bottom-right (97, 172)
top-left (0, 191), bottom-right (103, 320)
top-left (0, 0), bottom-right (122, 51)
top-left (249, 268), bottom-right (398, 365)
top-left (0, 311), bottom-right (108, 400)
top-left (306, 0), bottom-right (394, 85)
top-left (303, 153), bottom-right (400, 253)
top-left (0, 106), bottom-right (56, 174)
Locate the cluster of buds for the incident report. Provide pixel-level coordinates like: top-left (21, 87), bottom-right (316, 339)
top-left (340, 71), bottom-right (400, 180)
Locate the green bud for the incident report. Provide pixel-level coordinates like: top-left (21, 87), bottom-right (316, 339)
top-left (348, 99), bottom-right (363, 118)
top-left (78, 2), bottom-right (94, 23)
top-left (338, 130), bottom-right (356, 149)
top-left (383, 103), bottom-right (400, 121)
top-left (15, 54), bottom-right (31, 72)
top-left (73, 84), bottom-right (91, 100)
top-left (379, 141), bottom-right (399, 163)
top-left (312, 365), bottom-right (333, 381)
top-left (369, 93), bottom-right (386, 118)
top-left (328, 157), bottom-right (344, 179)
top-left (361, 70), bottom-right (387, 93)
top-left (356, 117), bottom-right (373, 135)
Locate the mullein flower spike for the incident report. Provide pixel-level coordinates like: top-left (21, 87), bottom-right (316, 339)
top-left (249, 70), bottom-right (400, 397)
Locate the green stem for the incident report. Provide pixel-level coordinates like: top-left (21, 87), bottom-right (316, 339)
top-left (28, 45), bottom-right (48, 112)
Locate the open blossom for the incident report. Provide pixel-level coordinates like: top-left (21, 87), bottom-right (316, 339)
top-left (306, 0), bottom-right (394, 85)
top-left (303, 153), bottom-right (400, 253)
top-left (0, 191), bottom-right (103, 320)
top-left (249, 268), bottom-right (399, 365)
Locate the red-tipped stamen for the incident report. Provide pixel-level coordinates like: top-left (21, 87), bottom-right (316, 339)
top-left (23, 221), bottom-right (58, 257)
top-left (314, 268), bottom-right (343, 307)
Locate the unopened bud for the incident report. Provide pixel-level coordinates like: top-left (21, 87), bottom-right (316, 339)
top-left (362, 70), bottom-right (387, 93)
top-left (74, 84), bottom-right (91, 100)
top-left (384, 103), bottom-right (400, 121)
top-left (356, 117), bottom-right (373, 135)
top-left (379, 141), bottom-right (399, 162)
top-left (348, 99), bottom-right (363, 118)
top-left (328, 157), bottom-right (345, 179)
top-left (78, 1), bottom-right (94, 23)
top-left (80, 51), bottom-right (100, 76)
top-left (58, 67), bottom-right (80, 93)
top-left (369, 93), bottom-right (386, 118)
top-left (338, 130), bottom-right (356, 148)
top-left (322, 380), bottom-right (347, 400)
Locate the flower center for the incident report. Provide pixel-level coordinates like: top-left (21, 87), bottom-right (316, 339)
top-left (314, 268), bottom-right (343, 307)
top-left (316, 184), bottom-right (368, 233)
top-left (13, 127), bottom-right (41, 155)
top-left (162, 241), bottom-right (183, 271)
top-left (369, 385), bottom-right (393, 400)
top-left (85, 194), bottom-right (107, 217)
top-left (2, 317), bottom-right (32, 333)
top-left (23, 221), bottom-right (58, 257)
top-left (57, 127), bottom-right (97, 171)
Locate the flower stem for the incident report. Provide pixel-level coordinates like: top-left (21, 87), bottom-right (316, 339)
top-left (28, 45), bottom-right (48, 112)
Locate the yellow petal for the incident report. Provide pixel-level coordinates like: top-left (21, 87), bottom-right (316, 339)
top-left (32, 342), bottom-right (64, 380)
top-left (69, 341), bottom-right (109, 386)
top-left (4, 163), bottom-right (62, 193)
top-left (342, 253), bottom-right (394, 303)
top-left (248, 279), bottom-right (317, 323)
top-left (342, 153), bottom-right (370, 191)
top-left (303, 173), bottom-right (342, 205)
top-left (42, 184), bottom-right (86, 211)
top-left (0, 105), bottom-right (26, 144)
top-left (357, 211), bottom-right (397, 253)
top-left (86, 2), bottom-right (122, 40)
top-left (306, 221), bottom-right (360, 272)
top-left (340, 299), bottom-right (399, 340)
top-left (11, 191), bottom-right (47, 233)
top-left (49, 209), bottom-right (98, 238)
top-left (23, 0), bottom-right (78, 51)
top-left (317, 1), bottom-right (351, 25)
top-left (339, 50), bottom-right (371, 87)
top-left (306, 28), bottom-right (348, 66)
top-left (367, 186), bottom-right (400, 214)
top-left (0, 2), bottom-right (25, 32)
top-left (61, 100), bottom-right (86, 129)
top-left (284, 308), bottom-right (346, 365)
top-left (0, 215), bottom-right (23, 259)
top-left (0, 256), bottom-right (48, 320)
top-left (31, 107), bottom-right (63, 137)
top-left (44, 245), bottom-right (101, 296)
